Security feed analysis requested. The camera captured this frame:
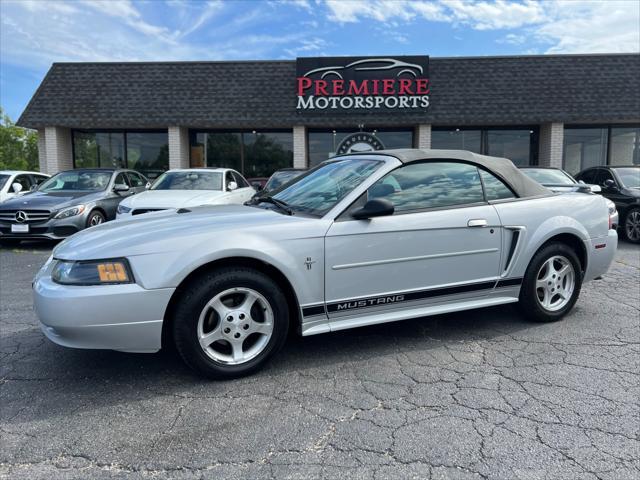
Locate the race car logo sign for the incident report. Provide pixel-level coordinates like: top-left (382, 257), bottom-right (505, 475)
top-left (336, 132), bottom-right (385, 155)
top-left (296, 56), bottom-right (430, 112)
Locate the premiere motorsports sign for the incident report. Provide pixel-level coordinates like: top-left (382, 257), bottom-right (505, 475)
top-left (296, 56), bottom-right (430, 112)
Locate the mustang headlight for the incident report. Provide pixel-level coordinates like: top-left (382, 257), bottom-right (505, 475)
top-left (51, 258), bottom-right (134, 285)
top-left (54, 205), bottom-right (86, 219)
top-left (117, 204), bottom-right (132, 214)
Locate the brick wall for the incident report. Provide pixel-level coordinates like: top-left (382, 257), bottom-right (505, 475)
top-left (416, 124), bottom-right (432, 149)
top-left (538, 123), bottom-right (564, 168)
top-left (168, 126), bottom-right (190, 169)
top-left (293, 125), bottom-right (307, 168)
top-left (43, 127), bottom-right (72, 174)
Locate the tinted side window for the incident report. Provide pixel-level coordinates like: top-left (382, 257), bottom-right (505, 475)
top-left (232, 171), bottom-right (249, 188)
top-left (597, 169), bottom-right (615, 186)
top-left (114, 173), bottom-right (130, 187)
top-left (369, 162), bottom-right (485, 213)
top-left (479, 170), bottom-right (516, 200)
top-left (578, 169), bottom-right (599, 184)
top-left (127, 172), bottom-right (145, 187)
top-left (13, 175), bottom-right (33, 190)
top-left (32, 175), bottom-right (48, 186)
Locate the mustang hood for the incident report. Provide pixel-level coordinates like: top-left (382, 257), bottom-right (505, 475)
top-left (0, 191), bottom-right (99, 211)
top-left (122, 190), bottom-right (228, 209)
top-left (54, 204), bottom-right (316, 260)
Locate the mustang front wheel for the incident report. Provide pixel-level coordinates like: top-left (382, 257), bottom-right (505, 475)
top-left (173, 267), bottom-right (289, 379)
top-left (518, 242), bottom-right (582, 322)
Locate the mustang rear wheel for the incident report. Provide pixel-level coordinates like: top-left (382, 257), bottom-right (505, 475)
top-left (172, 267), bottom-right (289, 379)
top-left (518, 242), bottom-right (582, 322)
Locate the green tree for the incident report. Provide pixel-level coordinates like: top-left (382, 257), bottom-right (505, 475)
top-left (0, 107), bottom-right (40, 171)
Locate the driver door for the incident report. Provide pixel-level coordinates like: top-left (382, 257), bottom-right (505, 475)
top-left (324, 161), bottom-right (503, 321)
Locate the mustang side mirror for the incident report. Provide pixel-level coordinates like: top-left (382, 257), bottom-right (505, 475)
top-left (603, 179), bottom-right (616, 189)
top-left (12, 183), bottom-right (23, 193)
top-left (352, 198), bottom-right (394, 220)
top-left (113, 184), bottom-right (130, 193)
top-left (228, 181), bottom-right (238, 191)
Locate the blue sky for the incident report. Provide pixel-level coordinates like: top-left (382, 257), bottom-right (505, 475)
top-left (1, 0), bottom-right (639, 121)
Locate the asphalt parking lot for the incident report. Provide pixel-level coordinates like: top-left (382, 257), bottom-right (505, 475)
top-left (1, 241), bottom-right (638, 480)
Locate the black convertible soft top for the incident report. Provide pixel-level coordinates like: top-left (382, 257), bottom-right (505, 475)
top-left (341, 148), bottom-right (551, 198)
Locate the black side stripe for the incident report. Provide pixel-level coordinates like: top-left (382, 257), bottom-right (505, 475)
top-left (302, 278), bottom-right (524, 318)
top-left (496, 277), bottom-right (523, 288)
top-left (301, 305), bottom-right (325, 317)
top-left (326, 280), bottom-right (496, 314)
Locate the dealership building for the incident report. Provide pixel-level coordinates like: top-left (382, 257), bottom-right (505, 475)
top-left (17, 53), bottom-right (640, 180)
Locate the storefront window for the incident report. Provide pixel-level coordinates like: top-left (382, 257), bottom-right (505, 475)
top-left (244, 132), bottom-right (293, 177)
top-left (126, 132), bottom-right (169, 179)
top-left (308, 129), bottom-right (413, 167)
top-left (609, 127), bottom-right (640, 166)
top-left (563, 127), bottom-right (608, 175)
top-left (73, 131), bottom-right (125, 169)
top-left (431, 129), bottom-right (481, 153)
top-left (73, 130), bottom-right (168, 178)
top-left (190, 131), bottom-right (293, 177)
top-left (486, 129), bottom-right (535, 167)
top-left (432, 128), bottom-right (537, 166)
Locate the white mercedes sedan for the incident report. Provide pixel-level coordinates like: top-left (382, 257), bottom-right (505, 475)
top-left (33, 150), bottom-right (617, 379)
top-left (115, 168), bottom-right (255, 218)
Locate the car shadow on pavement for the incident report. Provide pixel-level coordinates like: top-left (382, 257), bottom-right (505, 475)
top-left (1, 303), bottom-right (540, 424)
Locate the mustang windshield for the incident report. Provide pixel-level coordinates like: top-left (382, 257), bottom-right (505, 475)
top-left (522, 169), bottom-right (575, 185)
top-left (38, 171), bottom-right (112, 192)
top-left (151, 171), bottom-right (223, 191)
top-left (271, 158), bottom-right (382, 216)
top-left (616, 168), bottom-right (640, 189)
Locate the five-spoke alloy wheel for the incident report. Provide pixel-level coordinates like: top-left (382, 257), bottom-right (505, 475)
top-left (198, 287), bottom-right (274, 365)
top-left (173, 267), bottom-right (289, 379)
top-left (519, 242), bottom-right (582, 322)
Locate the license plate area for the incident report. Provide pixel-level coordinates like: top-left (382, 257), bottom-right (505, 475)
top-left (11, 224), bottom-right (29, 233)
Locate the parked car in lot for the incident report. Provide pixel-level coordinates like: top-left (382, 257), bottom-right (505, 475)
top-left (115, 168), bottom-right (255, 219)
top-left (33, 149), bottom-right (617, 378)
top-left (262, 168), bottom-right (307, 193)
top-left (520, 166), bottom-right (599, 193)
top-left (521, 166), bottom-right (618, 228)
top-left (246, 177), bottom-right (269, 191)
top-left (575, 166), bottom-right (640, 243)
top-left (0, 168), bottom-right (147, 244)
top-left (0, 170), bottom-right (49, 203)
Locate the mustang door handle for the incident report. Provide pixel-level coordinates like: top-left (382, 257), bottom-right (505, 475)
top-left (467, 219), bottom-right (488, 227)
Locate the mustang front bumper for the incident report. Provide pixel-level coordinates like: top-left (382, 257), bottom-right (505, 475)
top-left (33, 273), bottom-right (175, 353)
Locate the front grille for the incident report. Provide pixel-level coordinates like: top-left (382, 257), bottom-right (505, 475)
top-left (0, 209), bottom-right (51, 224)
top-left (132, 208), bottom-right (166, 216)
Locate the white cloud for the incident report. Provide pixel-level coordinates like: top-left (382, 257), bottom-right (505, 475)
top-left (323, 0), bottom-right (640, 53)
top-left (499, 33), bottom-right (526, 45)
top-left (441, 0), bottom-right (545, 30)
top-left (535, 1), bottom-right (640, 53)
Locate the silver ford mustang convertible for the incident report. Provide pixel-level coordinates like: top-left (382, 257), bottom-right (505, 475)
top-left (34, 150), bottom-right (618, 378)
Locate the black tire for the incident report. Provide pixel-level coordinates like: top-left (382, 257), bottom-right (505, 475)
top-left (622, 207), bottom-right (640, 244)
top-left (172, 267), bottom-right (290, 379)
top-left (85, 210), bottom-right (106, 228)
top-left (518, 242), bottom-right (583, 323)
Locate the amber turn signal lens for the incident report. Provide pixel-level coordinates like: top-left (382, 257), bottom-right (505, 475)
top-left (97, 262), bottom-right (129, 282)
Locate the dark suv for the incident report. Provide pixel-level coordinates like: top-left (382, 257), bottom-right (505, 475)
top-left (575, 166), bottom-right (640, 243)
